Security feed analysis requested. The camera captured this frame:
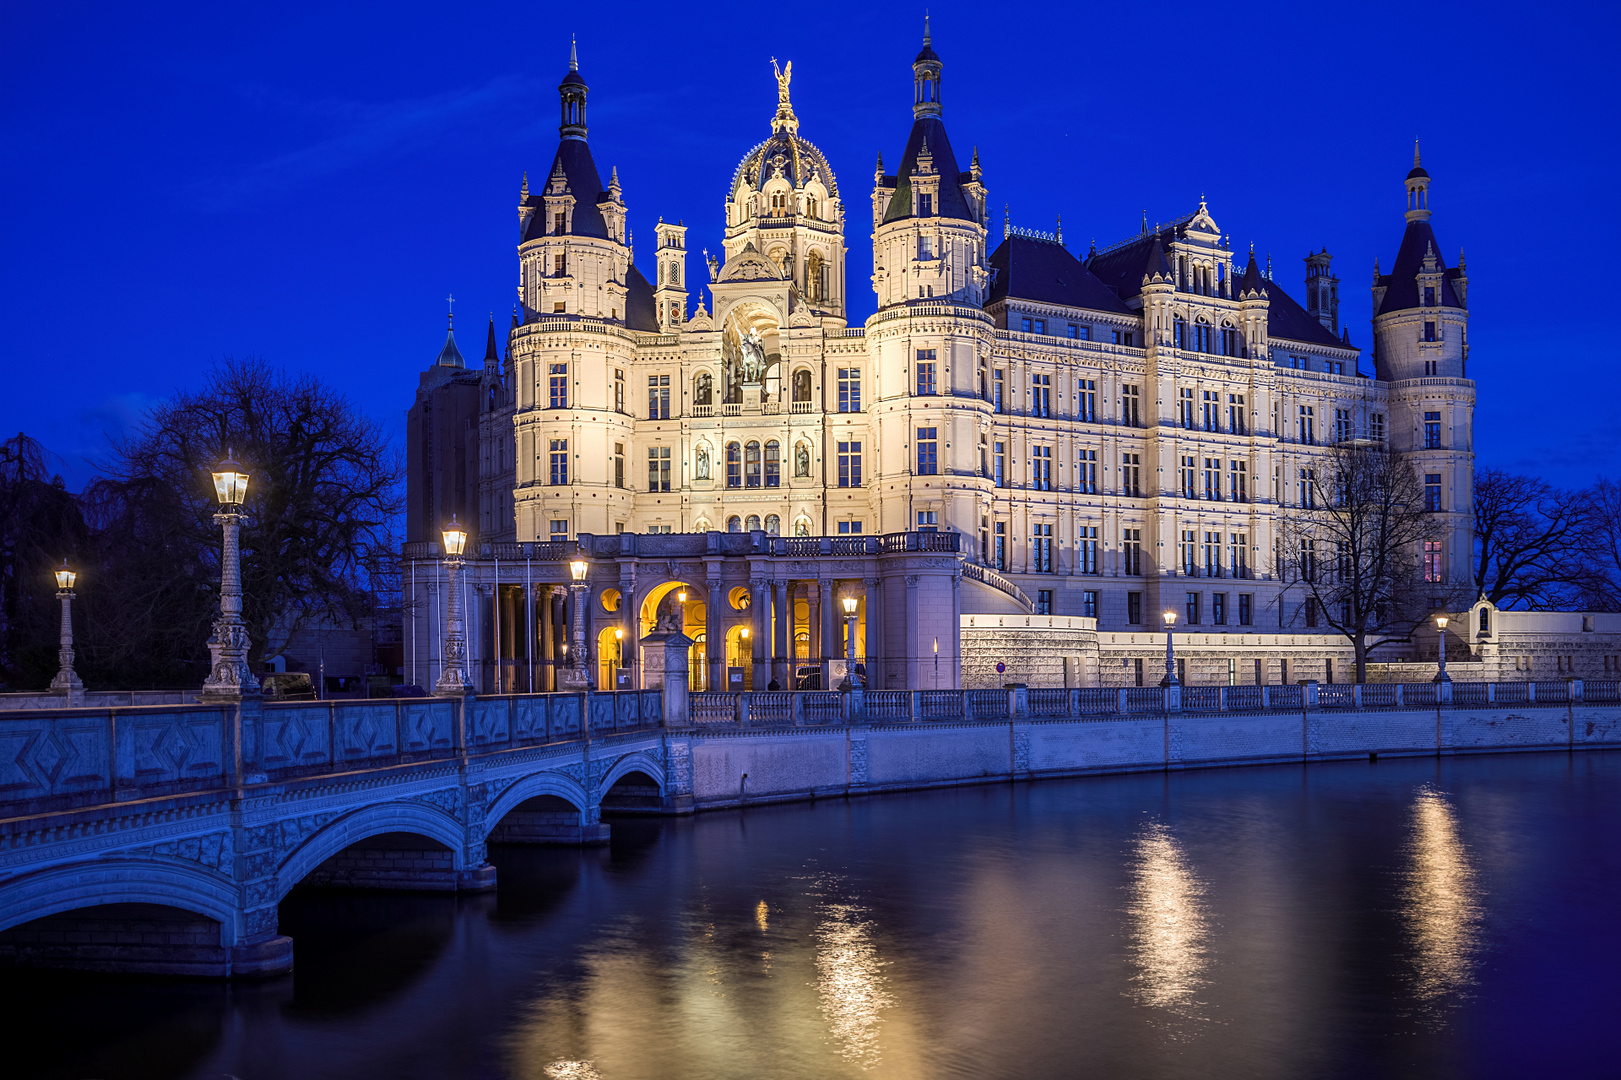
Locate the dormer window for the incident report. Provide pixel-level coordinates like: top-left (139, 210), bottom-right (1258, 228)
top-left (918, 193), bottom-right (933, 216)
top-left (1424, 286), bottom-right (1436, 307)
top-left (554, 212), bottom-right (566, 235)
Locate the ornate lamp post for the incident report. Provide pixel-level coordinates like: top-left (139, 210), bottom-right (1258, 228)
top-left (433, 517), bottom-right (472, 694)
top-left (1433, 615), bottom-right (1451, 683)
top-left (840, 596), bottom-right (860, 689)
top-left (202, 452), bottom-right (260, 697)
top-left (50, 559), bottom-right (84, 699)
top-left (1161, 609), bottom-right (1180, 687)
top-left (560, 557), bottom-right (591, 689)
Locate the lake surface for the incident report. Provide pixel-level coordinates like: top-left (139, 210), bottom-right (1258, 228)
top-left (4, 752), bottom-right (1618, 1080)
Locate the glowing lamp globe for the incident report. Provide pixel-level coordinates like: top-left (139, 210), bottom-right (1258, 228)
top-left (570, 558), bottom-right (588, 582)
top-left (212, 452), bottom-right (250, 506)
top-left (54, 559), bottom-right (76, 591)
top-left (441, 517), bottom-right (468, 557)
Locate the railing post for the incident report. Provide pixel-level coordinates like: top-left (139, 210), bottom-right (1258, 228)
top-left (1527, 682), bottom-right (1537, 704)
top-left (1261, 686), bottom-right (1271, 710)
top-left (791, 692), bottom-right (804, 727)
top-left (1117, 687), bottom-right (1129, 714)
top-left (1571, 678), bottom-right (1584, 703)
top-left (1007, 683), bottom-right (1029, 720)
top-left (1395, 684), bottom-right (1405, 707)
top-left (1303, 681), bottom-right (1319, 710)
top-left (910, 690), bottom-right (923, 723)
top-left (1486, 682), bottom-right (1496, 703)
top-left (1069, 688), bottom-right (1080, 717)
top-left (1164, 684), bottom-right (1181, 713)
top-left (736, 693), bottom-right (750, 729)
top-left (1437, 680), bottom-right (1453, 705)
top-left (1353, 683), bottom-right (1363, 708)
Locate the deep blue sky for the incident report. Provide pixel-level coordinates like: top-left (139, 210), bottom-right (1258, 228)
top-left (2, 0), bottom-right (1616, 491)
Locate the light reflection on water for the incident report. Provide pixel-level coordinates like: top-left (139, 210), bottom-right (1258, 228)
top-left (813, 897), bottom-right (893, 1068)
top-left (1126, 821), bottom-right (1211, 1017)
top-left (1403, 786), bottom-right (1483, 1010)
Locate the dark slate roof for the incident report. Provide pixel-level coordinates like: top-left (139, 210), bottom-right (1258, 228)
top-left (730, 129), bottom-right (840, 199)
top-left (625, 264), bottom-right (658, 332)
top-left (1238, 251), bottom-right (1265, 295)
top-left (434, 328), bottom-right (465, 368)
top-left (522, 138), bottom-right (609, 243)
top-left (1083, 227), bottom-right (1176, 303)
top-left (882, 116), bottom-right (974, 224)
top-left (1260, 280), bottom-right (1346, 349)
top-left (1376, 219), bottom-right (1461, 315)
top-left (482, 316), bottom-right (499, 364)
top-left (988, 235), bottom-right (1131, 314)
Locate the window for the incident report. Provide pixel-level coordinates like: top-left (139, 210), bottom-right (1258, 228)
top-left (1082, 590), bottom-right (1098, 618)
top-left (1204, 458), bottom-right (1222, 501)
top-left (1032, 445), bottom-right (1052, 490)
top-left (1079, 525), bottom-right (1099, 575)
top-left (1227, 393), bottom-right (1246, 435)
top-left (917, 511), bottom-right (939, 531)
top-left (918, 234), bottom-right (934, 259)
top-left (1229, 533), bottom-right (1249, 579)
top-left (993, 369), bottom-right (1005, 412)
top-left (613, 442), bottom-right (624, 488)
top-left (1297, 405), bottom-right (1315, 444)
top-left (1212, 593), bottom-right (1227, 626)
top-left (1174, 315), bottom-right (1186, 350)
top-left (727, 515), bottom-right (741, 533)
top-left (1424, 540), bottom-right (1444, 582)
top-left (1424, 321), bottom-right (1437, 343)
top-left (1220, 324), bottom-right (1239, 356)
top-left (1425, 411), bottom-right (1442, 448)
top-left (838, 441), bottom-right (862, 487)
top-left (916, 428), bottom-right (938, 474)
top-left (1205, 531), bottom-right (1222, 578)
top-left (745, 514), bottom-right (761, 532)
top-left (553, 211), bottom-right (566, 235)
top-left (1186, 592), bottom-right (1201, 626)
top-left (993, 441), bottom-right (1005, 487)
top-left (1122, 385), bottom-right (1141, 427)
top-left (1070, 324), bottom-right (1090, 340)
top-left (919, 192), bottom-right (933, 216)
top-left (1032, 373), bottom-right (1051, 417)
top-left (1305, 598), bottom-right (1320, 628)
top-left (725, 442), bottom-right (741, 488)
top-left (647, 446), bottom-right (671, 492)
top-left (915, 351), bottom-right (937, 395)
top-left (1033, 523), bottom-right (1054, 572)
top-left (1122, 528), bottom-right (1142, 575)
top-left (1128, 592), bottom-right (1143, 625)
top-left (1299, 538), bottom-right (1318, 582)
top-left (758, 440), bottom-right (778, 487)
top-left (1371, 412), bottom-right (1386, 442)
top-left (837, 520), bottom-right (864, 534)
top-left (1194, 318), bottom-right (1212, 353)
top-left (1181, 530), bottom-right (1198, 576)
top-left (1203, 390), bottom-right (1220, 432)
top-left (1020, 316), bottom-right (1046, 334)
top-left (1229, 460), bottom-right (1248, 503)
top-left (549, 519), bottom-right (568, 541)
top-left (1426, 473), bottom-right (1442, 512)
top-left (745, 441), bottom-right (761, 487)
top-left (1335, 408), bottom-right (1352, 443)
top-left (1037, 589), bottom-right (1053, 615)
top-left (994, 521), bottom-right (1006, 570)
top-left (554, 253), bottom-right (567, 277)
top-left (1078, 449), bottom-right (1097, 493)
top-left (1424, 285), bottom-right (1437, 307)
top-left (837, 368), bottom-right (862, 412)
top-left (1238, 593), bottom-right (1253, 626)
top-left (614, 369), bottom-right (626, 412)
top-left (1424, 360), bottom-right (1438, 376)
top-left (1122, 453), bottom-right (1141, 497)
top-left (1298, 468), bottom-right (1317, 508)
top-left (1077, 379), bottom-right (1096, 422)
top-left (549, 439), bottom-right (569, 485)
top-left (1181, 455), bottom-right (1198, 499)
top-left (765, 514), bottom-right (780, 535)
top-left (548, 363), bottom-right (568, 408)
top-left (1178, 387), bottom-right (1195, 429)
top-left (648, 375), bottom-right (670, 419)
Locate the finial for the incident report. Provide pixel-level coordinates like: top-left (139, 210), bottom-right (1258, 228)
top-left (520, 171), bottom-right (528, 199)
top-left (1249, 241), bottom-right (1254, 254)
top-left (446, 293), bottom-right (454, 329)
top-left (1265, 253), bottom-right (1272, 280)
top-left (924, 10), bottom-right (931, 44)
top-left (1056, 213), bottom-right (1063, 245)
top-left (569, 35), bottom-right (578, 72)
top-left (1140, 209), bottom-right (1148, 235)
top-left (1003, 203), bottom-right (1009, 240)
top-left (1199, 192), bottom-right (1207, 212)
top-left (1414, 139), bottom-right (1421, 167)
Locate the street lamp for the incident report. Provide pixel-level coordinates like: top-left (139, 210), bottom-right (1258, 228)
top-left (614, 627), bottom-right (624, 679)
top-left (1161, 609), bottom-right (1180, 687)
top-left (49, 559), bottom-right (84, 699)
top-left (933, 634), bottom-right (939, 690)
top-left (1433, 615), bottom-right (1451, 683)
top-left (840, 596), bottom-right (860, 690)
top-left (433, 516), bottom-right (472, 694)
top-left (202, 450), bottom-right (260, 697)
top-left (560, 556), bottom-right (591, 689)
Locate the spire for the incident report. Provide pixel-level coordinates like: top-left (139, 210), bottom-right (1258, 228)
top-left (609, 165), bottom-right (621, 197)
top-left (874, 151), bottom-right (885, 181)
top-left (483, 314), bottom-right (499, 367)
top-left (1003, 203), bottom-right (1009, 240)
top-left (1056, 213), bottom-right (1063, 245)
top-left (434, 297), bottom-right (465, 368)
top-left (1140, 210), bottom-right (1148, 235)
top-left (924, 10), bottom-right (931, 45)
top-left (912, 16), bottom-right (943, 119)
top-left (559, 38), bottom-right (588, 140)
top-left (1404, 141), bottom-right (1431, 222)
top-left (1413, 139), bottom-right (1421, 168)
top-left (1240, 250), bottom-right (1264, 296)
top-left (520, 171), bottom-right (528, 200)
top-left (1266, 252), bottom-right (1273, 280)
top-left (970, 145), bottom-right (981, 182)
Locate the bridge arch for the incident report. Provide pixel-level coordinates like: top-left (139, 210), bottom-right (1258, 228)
top-left (276, 800), bottom-right (467, 900)
top-left (600, 751), bottom-right (666, 798)
top-left (0, 858), bottom-right (241, 943)
top-left (484, 772), bottom-right (590, 831)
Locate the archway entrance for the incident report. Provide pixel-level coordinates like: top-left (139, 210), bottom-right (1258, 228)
top-left (638, 581), bottom-right (707, 689)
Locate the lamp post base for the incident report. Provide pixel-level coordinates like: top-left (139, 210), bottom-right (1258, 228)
top-left (558, 666), bottom-right (593, 692)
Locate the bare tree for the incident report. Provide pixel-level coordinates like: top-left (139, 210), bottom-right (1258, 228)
top-left (1473, 467), bottom-right (1590, 608)
top-left (104, 358), bottom-right (403, 671)
top-left (1276, 443), bottom-right (1469, 683)
top-left (0, 433), bottom-right (88, 688)
top-left (1579, 477), bottom-right (1621, 611)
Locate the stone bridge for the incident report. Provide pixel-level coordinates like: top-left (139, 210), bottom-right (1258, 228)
top-left (0, 691), bottom-right (674, 976)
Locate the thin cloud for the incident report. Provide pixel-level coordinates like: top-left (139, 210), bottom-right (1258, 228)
top-left (200, 75), bottom-right (533, 210)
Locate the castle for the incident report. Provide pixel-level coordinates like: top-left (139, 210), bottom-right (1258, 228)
top-left (404, 28), bottom-right (1473, 690)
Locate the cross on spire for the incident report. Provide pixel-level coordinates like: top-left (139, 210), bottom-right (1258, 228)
top-left (446, 293), bottom-right (455, 329)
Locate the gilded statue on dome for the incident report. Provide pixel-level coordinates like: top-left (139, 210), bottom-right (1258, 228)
top-left (771, 57), bottom-right (792, 104)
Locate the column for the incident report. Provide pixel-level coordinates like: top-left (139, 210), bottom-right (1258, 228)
top-left (773, 579), bottom-right (791, 688)
top-left (544, 587), bottom-right (563, 692)
top-left (707, 569), bottom-right (725, 693)
top-left (819, 577), bottom-right (835, 688)
top-left (864, 577), bottom-right (882, 689)
top-left (751, 575), bottom-right (769, 690)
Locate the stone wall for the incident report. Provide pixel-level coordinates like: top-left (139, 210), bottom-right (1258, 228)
top-left (297, 832), bottom-right (459, 891)
top-left (961, 615), bottom-right (1098, 688)
top-left (0, 902), bottom-right (227, 976)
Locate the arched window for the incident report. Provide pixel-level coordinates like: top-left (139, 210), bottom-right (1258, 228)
top-left (793, 370), bottom-right (812, 403)
top-left (1479, 607), bottom-right (1491, 633)
top-left (764, 441), bottom-right (781, 487)
top-left (695, 372), bottom-right (713, 406)
top-left (727, 515), bottom-right (742, 533)
top-left (1195, 317), bottom-right (1211, 353)
top-left (726, 442), bottom-right (742, 488)
top-left (745, 441), bottom-right (762, 487)
top-left (1174, 315), bottom-right (1187, 350)
top-left (671, 262), bottom-right (680, 285)
top-left (745, 514), bottom-right (761, 532)
top-left (1220, 323), bottom-right (1238, 357)
top-left (807, 199), bottom-right (819, 220)
top-left (765, 514), bottom-right (781, 535)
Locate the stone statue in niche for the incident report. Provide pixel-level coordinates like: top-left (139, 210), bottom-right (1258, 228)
top-left (695, 444), bottom-right (711, 480)
top-left (740, 328), bottom-right (766, 383)
top-left (794, 442), bottom-right (810, 477)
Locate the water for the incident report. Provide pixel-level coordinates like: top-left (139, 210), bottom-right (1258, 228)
top-left (5, 752), bottom-right (1619, 1079)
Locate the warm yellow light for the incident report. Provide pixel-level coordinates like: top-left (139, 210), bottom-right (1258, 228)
top-left (54, 559), bottom-right (76, 591)
top-left (842, 596), bottom-right (858, 615)
top-left (569, 558), bottom-right (588, 582)
top-left (1436, 615), bottom-right (1449, 630)
top-left (1163, 610), bottom-right (1178, 627)
top-left (933, 636), bottom-right (939, 654)
top-left (441, 516), bottom-right (468, 557)
top-left (211, 450), bottom-right (249, 506)
top-left (614, 627), bottom-right (623, 639)
top-left (677, 590), bottom-right (687, 603)
top-left (740, 627), bottom-right (750, 640)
